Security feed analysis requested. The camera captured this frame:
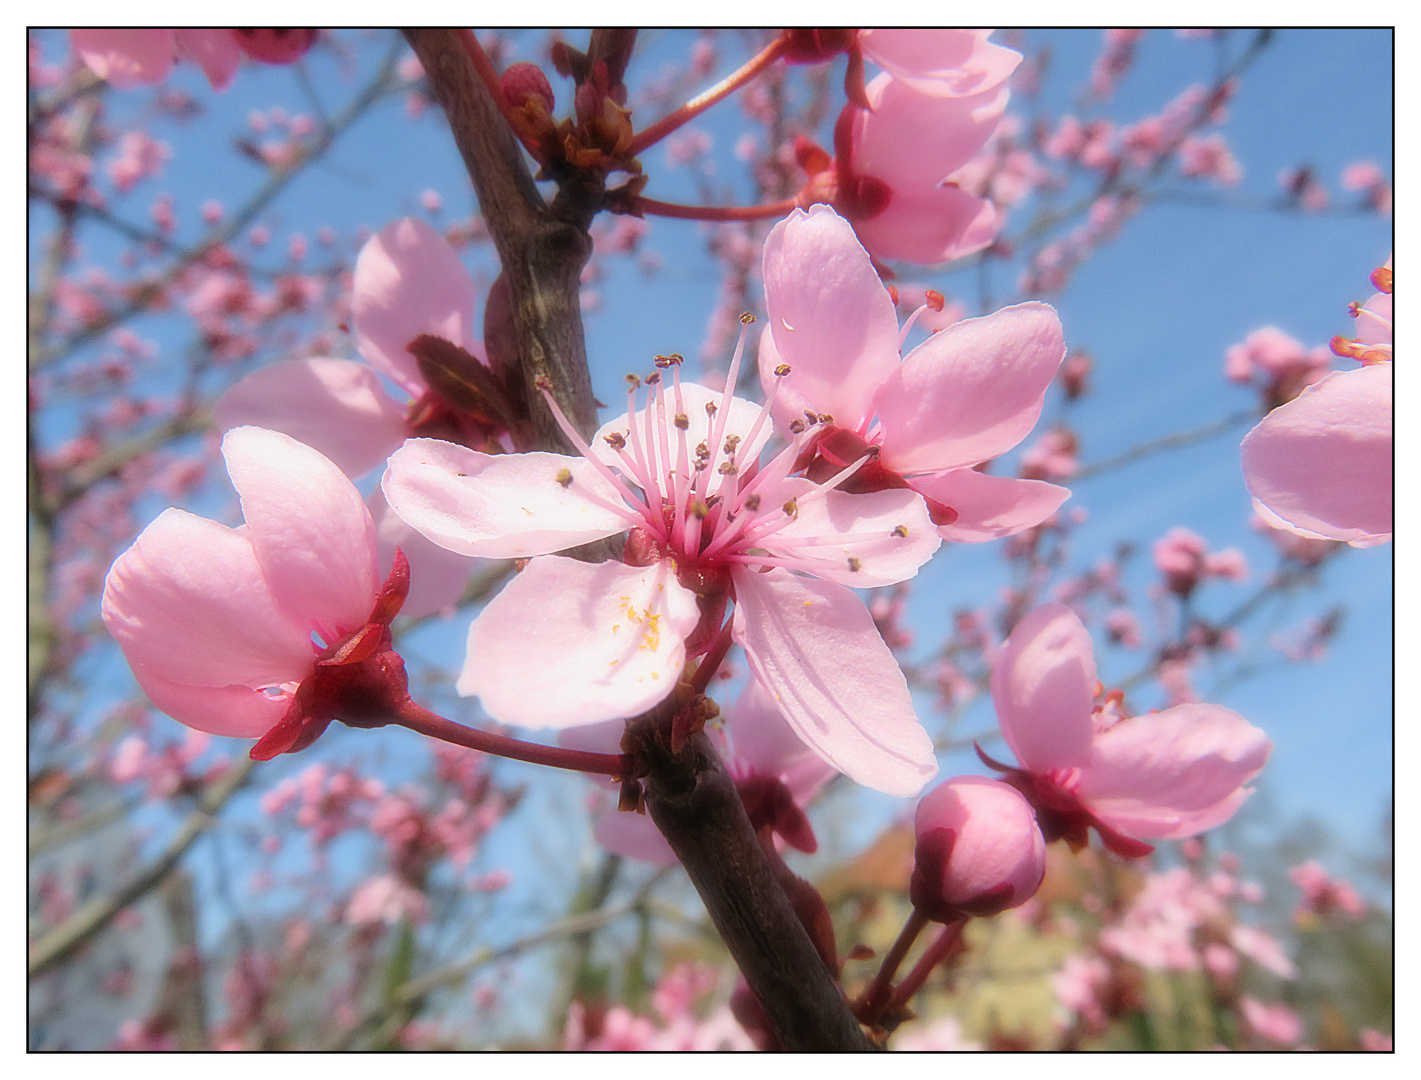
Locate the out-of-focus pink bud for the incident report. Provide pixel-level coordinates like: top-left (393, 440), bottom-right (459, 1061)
top-left (233, 29), bottom-right (318, 66)
top-left (910, 775), bottom-right (1046, 922)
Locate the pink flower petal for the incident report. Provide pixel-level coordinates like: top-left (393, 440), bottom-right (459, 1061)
top-left (874, 302), bottom-right (1066, 475)
top-left (851, 184), bottom-right (1000, 266)
top-left (102, 508), bottom-right (311, 688)
top-left (593, 806), bottom-right (680, 866)
top-left (382, 439), bottom-right (628, 558)
top-left (214, 358), bottom-right (410, 478)
top-left (367, 481), bottom-right (476, 621)
top-left (758, 206), bottom-right (901, 434)
top-left (858, 29), bottom-right (1022, 97)
top-left (906, 468), bottom-right (1070, 542)
top-left (990, 603), bottom-right (1096, 772)
top-left (130, 662), bottom-right (292, 738)
top-left (222, 427), bottom-right (379, 638)
top-left (353, 217), bottom-right (479, 396)
top-left (172, 29), bottom-right (243, 91)
top-left (727, 675), bottom-right (839, 804)
top-left (767, 480), bottom-right (940, 586)
top-left (730, 568), bottom-right (937, 797)
top-left (1078, 704), bottom-right (1271, 839)
top-left (1241, 364), bottom-right (1392, 546)
top-left (854, 74), bottom-right (1009, 193)
top-left (70, 29), bottom-right (175, 89)
top-left (459, 557), bottom-right (701, 728)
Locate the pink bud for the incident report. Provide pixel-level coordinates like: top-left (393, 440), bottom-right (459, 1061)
top-left (911, 775), bottom-right (1046, 922)
top-left (500, 62), bottom-right (555, 114)
top-left (233, 29), bottom-right (318, 66)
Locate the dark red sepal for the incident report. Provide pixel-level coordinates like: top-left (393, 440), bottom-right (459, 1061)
top-left (368, 548), bottom-right (411, 627)
top-left (780, 28), bottom-right (857, 64)
top-left (248, 552), bottom-right (414, 761)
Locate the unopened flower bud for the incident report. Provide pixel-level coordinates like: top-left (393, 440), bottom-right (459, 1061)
top-left (500, 62), bottom-right (555, 114)
top-left (234, 29), bottom-right (318, 65)
top-left (910, 776), bottom-right (1046, 922)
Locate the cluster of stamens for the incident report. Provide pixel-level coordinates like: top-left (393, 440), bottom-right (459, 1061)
top-left (533, 316), bottom-right (900, 583)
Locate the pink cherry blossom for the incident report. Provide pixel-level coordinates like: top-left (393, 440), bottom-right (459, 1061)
top-left (1224, 326), bottom-right (1333, 408)
top-left (1229, 924), bottom-right (1295, 979)
top-left (1288, 860), bottom-right (1366, 919)
top-left (216, 217), bottom-right (491, 478)
top-left (1239, 997), bottom-right (1304, 1047)
top-left (101, 427), bottom-right (411, 758)
top-left (383, 335), bottom-right (941, 795)
top-left (1242, 259), bottom-right (1391, 547)
top-left (980, 603), bottom-right (1270, 856)
top-left (910, 775), bottom-right (1047, 921)
top-left (1152, 527), bottom-right (1247, 596)
top-left (857, 29), bottom-right (1021, 98)
top-left (1241, 363), bottom-right (1392, 547)
top-left (69, 29), bottom-right (313, 91)
top-left (345, 873), bottom-right (429, 926)
top-left (216, 218), bottom-right (492, 615)
top-left (759, 205), bottom-right (1070, 543)
top-left (837, 72), bottom-right (1007, 265)
top-left (891, 1015), bottom-right (983, 1051)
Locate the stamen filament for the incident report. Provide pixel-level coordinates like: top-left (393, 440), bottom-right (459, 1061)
top-left (538, 387), bottom-right (658, 532)
top-left (732, 451), bottom-right (876, 550)
top-left (897, 302), bottom-right (934, 350)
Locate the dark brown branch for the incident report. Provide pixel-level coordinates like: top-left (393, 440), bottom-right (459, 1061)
top-left (402, 29), bottom-right (600, 452)
top-left (633, 717), bottom-right (875, 1052)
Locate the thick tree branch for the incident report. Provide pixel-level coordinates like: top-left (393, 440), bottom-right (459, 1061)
top-left (402, 29), bottom-right (599, 452)
top-left (633, 716), bottom-right (875, 1051)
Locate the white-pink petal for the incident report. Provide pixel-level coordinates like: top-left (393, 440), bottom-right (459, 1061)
top-left (70, 29), bottom-right (175, 89)
top-left (102, 508), bottom-right (312, 688)
top-left (850, 184), bottom-right (1000, 267)
top-left (594, 809), bottom-right (680, 866)
top-left (214, 358), bottom-right (410, 478)
top-left (1078, 704), bottom-right (1271, 839)
top-left (730, 568), bottom-right (937, 797)
top-left (906, 468), bottom-right (1069, 542)
top-left (726, 675), bottom-right (839, 805)
top-left (383, 439), bottom-right (628, 559)
top-left (458, 557), bottom-right (701, 729)
top-left (368, 482), bottom-right (476, 621)
top-left (352, 217), bottom-right (479, 396)
top-left (858, 29), bottom-right (1022, 97)
top-left (854, 74), bottom-right (1009, 193)
top-left (990, 603), bottom-right (1096, 773)
top-left (222, 427), bottom-right (379, 639)
top-left (130, 663), bottom-right (292, 739)
top-left (766, 481), bottom-right (939, 586)
top-left (172, 29), bottom-right (243, 91)
top-left (758, 206), bottom-right (902, 433)
top-left (875, 302), bottom-right (1066, 475)
top-left (1241, 364), bottom-right (1392, 546)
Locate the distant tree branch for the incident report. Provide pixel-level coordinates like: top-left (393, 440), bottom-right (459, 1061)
top-left (28, 757), bottom-right (256, 978)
